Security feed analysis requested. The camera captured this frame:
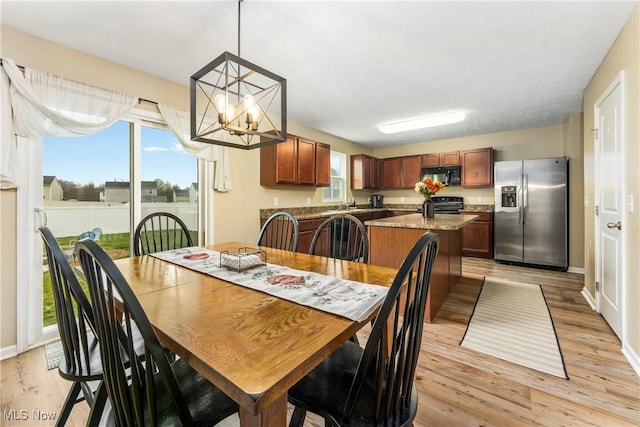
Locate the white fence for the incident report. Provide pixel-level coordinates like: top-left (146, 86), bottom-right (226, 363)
top-left (43, 202), bottom-right (197, 238)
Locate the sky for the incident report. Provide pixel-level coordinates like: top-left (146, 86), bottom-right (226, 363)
top-left (43, 120), bottom-right (197, 189)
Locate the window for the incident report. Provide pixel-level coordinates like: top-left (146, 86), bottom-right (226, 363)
top-left (322, 151), bottom-right (346, 202)
top-left (41, 114), bottom-right (199, 328)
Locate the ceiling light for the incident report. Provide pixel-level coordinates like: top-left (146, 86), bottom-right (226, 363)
top-left (190, 0), bottom-right (287, 150)
top-left (379, 111), bottom-right (466, 134)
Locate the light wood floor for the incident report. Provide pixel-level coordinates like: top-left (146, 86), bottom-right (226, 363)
top-left (1, 258), bottom-right (638, 426)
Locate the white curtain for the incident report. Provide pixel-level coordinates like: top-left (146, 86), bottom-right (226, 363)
top-left (158, 103), bottom-right (231, 192)
top-left (0, 58), bottom-right (138, 187)
top-left (1, 66), bottom-right (16, 189)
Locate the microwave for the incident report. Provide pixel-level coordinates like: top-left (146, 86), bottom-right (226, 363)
top-left (420, 165), bottom-right (461, 186)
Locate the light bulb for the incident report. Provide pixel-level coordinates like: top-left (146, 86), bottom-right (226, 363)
top-left (215, 94), bottom-right (226, 124)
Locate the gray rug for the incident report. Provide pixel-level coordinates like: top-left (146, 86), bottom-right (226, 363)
top-left (460, 278), bottom-right (568, 379)
top-left (44, 340), bottom-right (63, 370)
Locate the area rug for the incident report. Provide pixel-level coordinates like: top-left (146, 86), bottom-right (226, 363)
top-left (460, 278), bottom-right (568, 379)
top-left (44, 340), bottom-right (63, 370)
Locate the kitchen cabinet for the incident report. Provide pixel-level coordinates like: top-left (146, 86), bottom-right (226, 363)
top-left (351, 154), bottom-right (378, 190)
top-left (460, 211), bottom-right (493, 258)
top-left (381, 158), bottom-right (401, 189)
top-left (461, 147), bottom-right (494, 188)
top-left (315, 142), bottom-right (331, 187)
top-left (260, 134), bottom-right (330, 186)
top-left (400, 155), bottom-right (421, 188)
top-left (421, 151), bottom-right (460, 167)
top-left (295, 217), bottom-right (327, 254)
top-left (381, 155), bottom-right (420, 189)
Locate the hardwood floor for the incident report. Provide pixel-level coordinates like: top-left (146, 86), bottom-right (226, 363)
top-left (1, 258), bottom-right (638, 426)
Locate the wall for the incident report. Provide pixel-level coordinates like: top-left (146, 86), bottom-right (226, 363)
top-left (583, 6), bottom-right (639, 360)
top-left (0, 189), bottom-right (17, 350)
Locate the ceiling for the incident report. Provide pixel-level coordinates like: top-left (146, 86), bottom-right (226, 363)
top-left (1, 1), bottom-right (637, 147)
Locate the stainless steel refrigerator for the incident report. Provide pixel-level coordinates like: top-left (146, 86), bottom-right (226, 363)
top-left (494, 157), bottom-right (568, 270)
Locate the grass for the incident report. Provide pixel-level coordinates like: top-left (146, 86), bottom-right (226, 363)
top-left (42, 233), bottom-right (131, 327)
top-left (42, 231), bottom-right (197, 327)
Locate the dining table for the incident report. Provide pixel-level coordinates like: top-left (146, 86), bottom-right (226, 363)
top-left (111, 241), bottom-right (398, 427)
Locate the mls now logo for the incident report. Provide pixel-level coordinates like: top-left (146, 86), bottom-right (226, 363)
top-left (3, 409), bottom-right (57, 421)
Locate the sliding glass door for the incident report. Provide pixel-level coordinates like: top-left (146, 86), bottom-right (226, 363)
top-left (36, 111), bottom-right (200, 336)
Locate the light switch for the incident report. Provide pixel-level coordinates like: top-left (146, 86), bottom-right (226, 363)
top-left (627, 194), bottom-right (634, 213)
top-left (584, 197), bottom-right (589, 208)
top-left (306, 197), bottom-right (311, 205)
top-left (400, 197), bottom-right (405, 203)
top-left (273, 197), bottom-right (279, 206)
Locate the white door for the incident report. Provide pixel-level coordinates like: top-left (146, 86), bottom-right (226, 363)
top-left (594, 73), bottom-right (624, 339)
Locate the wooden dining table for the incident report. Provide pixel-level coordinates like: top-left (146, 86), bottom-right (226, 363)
top-left (111, 242), bottom-right (398, 427)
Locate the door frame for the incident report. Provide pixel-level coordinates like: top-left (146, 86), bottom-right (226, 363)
top-left (593, 71), bottom-right (626, 339)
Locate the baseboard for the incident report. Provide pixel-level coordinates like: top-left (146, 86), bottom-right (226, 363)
top-left (0, 345), bottom-right (17, 361)
top-left (622, 342), bottom-right (640, 378)
top-left (581, 287), bottom-right (597, 310)
top-left (568, 266), bottom-right (585, 274)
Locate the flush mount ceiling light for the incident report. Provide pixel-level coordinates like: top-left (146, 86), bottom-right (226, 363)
top-left (378, 111), bottom-right (466, 134)
top-left (190, 0), bottom-right (287, 150)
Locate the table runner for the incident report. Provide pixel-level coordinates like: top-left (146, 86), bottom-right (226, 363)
top-left (150, 247), bottom-right (388, 322)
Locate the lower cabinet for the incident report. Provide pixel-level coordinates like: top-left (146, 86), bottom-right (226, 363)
top-left (460, 211), bottom-right (493, 258)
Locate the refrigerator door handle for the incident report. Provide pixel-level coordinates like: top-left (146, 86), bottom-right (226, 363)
top-left (522, 174), bottom-right (528, 225)
top-left (518, 174), bottom-right (523, 224)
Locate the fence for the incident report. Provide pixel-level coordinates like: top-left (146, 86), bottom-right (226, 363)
top-left (43, 201), bottom-right (198, 237)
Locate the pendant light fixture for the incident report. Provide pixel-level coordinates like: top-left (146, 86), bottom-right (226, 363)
top-left (190, 0), bottom-right (287, 149)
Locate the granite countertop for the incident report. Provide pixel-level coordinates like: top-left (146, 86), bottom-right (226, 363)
top-left (260, 206), bottom-right (415, 220)
top-left (364, 213), bottom-right (478, 231)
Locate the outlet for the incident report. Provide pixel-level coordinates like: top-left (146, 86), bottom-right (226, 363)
top-left (400, 197), bottom-right (405, 203)
top-left (273, 197), bottom-right (279, 206)
top-left (477, 196), bottom-right (484, 203)
top-left (306, 197), bottom-right (311, 205)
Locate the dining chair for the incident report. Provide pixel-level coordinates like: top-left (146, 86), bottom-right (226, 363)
top-left (76, 238), bottom-right (238, 426)
top-left (39, 227), bottom-right (106, 427)
top-left (257, 211), bottom-right (300, 251)
top-left (133, 212), bottom-right (194, 256)
top-left (309, 213), bottom-right (369, 263)
top-left (288, 232), bottom-right (440, 427)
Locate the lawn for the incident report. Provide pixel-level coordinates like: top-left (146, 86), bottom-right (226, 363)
top-left (42, 231), bottom-right (196, 327)
top-left (43, 232), bottom-right (131, 327)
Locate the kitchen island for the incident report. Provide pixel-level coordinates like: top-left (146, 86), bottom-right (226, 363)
top-left (364, 213), bottom-right (478, 322)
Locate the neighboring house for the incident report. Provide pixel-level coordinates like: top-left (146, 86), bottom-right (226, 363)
top-left (141, 181), bottom-right (158, 198)
top-left (104, 180), bottom-right (165, 203)
top-left (103, 181), bottom-right (130, 203)
top-left (189, 182), bottom-right (198, 203)
top-left (174, 189), bottom-right (190, 203)
top-left (42, 175), bottom-right (63, 201)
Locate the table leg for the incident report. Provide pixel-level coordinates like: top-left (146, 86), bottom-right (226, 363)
top-left (238, 394), bottom-right (287, 427)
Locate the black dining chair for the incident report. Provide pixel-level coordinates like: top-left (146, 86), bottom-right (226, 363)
top-left (257, 211), bottom-right (300, 251)
top-left (288, 232), bottom-right (440, 427)
top-left (133, 212), bottom-right (194, 256)
top-left (76, 238), bottom-right (238, 426)
top-left (309, 213), bottom-right (369, 263)
top-left (39, 227), bottom-right (106, 427)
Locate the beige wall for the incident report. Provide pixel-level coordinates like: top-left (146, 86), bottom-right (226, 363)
top-left (583, 6), bottom-right (639, 357)
top-left (0, 189), bottom-right (17, 349)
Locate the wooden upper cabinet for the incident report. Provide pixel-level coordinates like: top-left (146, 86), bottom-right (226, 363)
top-left (315, 142), bottom-right (331, 187)
top-left (381, 158), bottom-right (401, 189)
top-left (260, 134), bottom-right (329, 186)
top-left (461, 147), bottom-right (494, 188)
top-left (440, 151), bottom-right (461, 166)
top-left (421, 151), bottom-right (460, 167)
top-left (400, 155), bottom-right (421, 188)
top-left (297, 138), bottom-right (316, 185)
top-left (351, 154), bottom-right (378, 190)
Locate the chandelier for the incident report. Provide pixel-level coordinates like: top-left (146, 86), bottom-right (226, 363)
top-left (190, 0), bottom-right (287, 149)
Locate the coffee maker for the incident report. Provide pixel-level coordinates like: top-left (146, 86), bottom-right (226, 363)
top-left (371, 194), bottom-right (384, 208)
